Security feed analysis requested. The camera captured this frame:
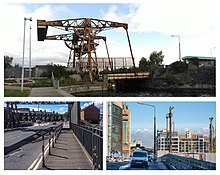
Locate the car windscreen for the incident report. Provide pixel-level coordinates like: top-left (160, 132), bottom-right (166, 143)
top-left (133, 152), bottom-right (147, 157)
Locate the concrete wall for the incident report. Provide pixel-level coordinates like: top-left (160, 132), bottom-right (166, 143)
top-left (69, 102), bottom-right (80, 125)
top-left (61, 84), bottom-right (108, 94)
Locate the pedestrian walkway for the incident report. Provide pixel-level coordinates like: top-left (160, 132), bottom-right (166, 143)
top-left (40, 129), bottom-right (93, 170)
top-left (29, 87), bottom-right (73, 97)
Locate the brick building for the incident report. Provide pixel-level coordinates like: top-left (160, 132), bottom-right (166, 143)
top-left (80, 103), bottom-right (100, 123)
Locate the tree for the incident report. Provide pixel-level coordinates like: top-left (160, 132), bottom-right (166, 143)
top-left (4, 55), bottom-right (13, 69)
top-left (138, 57), bottom-right (149, 71)
top-left (149, 50), bottom-right (164, 66)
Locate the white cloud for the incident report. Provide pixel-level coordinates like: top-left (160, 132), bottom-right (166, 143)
top-left (131, 128), bottom-right (153, 147)
top-left (3, 2), bottom-right (216, 68)
top-left (81, 101), bottom-right (103, 113)
top-left (104, 1), bottom-right (216, 36)
top-left (102, 1), bottom-right (216, 64)
top-left (3, 4), bottom-right (69, 66)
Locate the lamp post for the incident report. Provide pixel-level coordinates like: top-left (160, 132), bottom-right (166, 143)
top-left (137, 102), bottom-right (157, 161)
top-left (171, 35), bottom-right (181, 61)
top-left (21, 17), bottom-right (32, 91)
top-left (29, 24), bottom-right (32, 78)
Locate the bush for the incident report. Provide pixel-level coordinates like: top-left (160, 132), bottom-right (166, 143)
top-left (169, 61), bottom-right (188, 73)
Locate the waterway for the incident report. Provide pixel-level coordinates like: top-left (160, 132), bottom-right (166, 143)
top-left (71, 89), bottom-right (215, 97)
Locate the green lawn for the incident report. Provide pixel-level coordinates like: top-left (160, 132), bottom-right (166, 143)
top-left (4, 89), bottom-right (31, 97)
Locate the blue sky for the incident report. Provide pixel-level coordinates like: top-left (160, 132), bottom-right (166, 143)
top-left (3, 2), bottom-right (216, 67)
top-left (125, 101), bottom-right (216, 147)
top-left (126, 101), bottom-right (216, 133)
top-left (4, 101), bottom-right (103, 114)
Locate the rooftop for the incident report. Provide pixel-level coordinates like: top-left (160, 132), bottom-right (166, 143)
top-left (182, 56), bottom-right (216, 61)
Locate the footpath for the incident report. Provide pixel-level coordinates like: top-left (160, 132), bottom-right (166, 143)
top-left (29, 87), bottom-right (73, 97)
top-left (39, 129), bottom-right (93, 170)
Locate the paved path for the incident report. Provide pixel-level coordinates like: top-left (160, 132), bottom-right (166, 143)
top-left (29, 87), bottom-right (73, 97)
top-left (40, 129), bottom-right (93, 170)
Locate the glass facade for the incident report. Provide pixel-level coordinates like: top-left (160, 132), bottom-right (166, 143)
top-left (108, 102), bottom-right (122, 155)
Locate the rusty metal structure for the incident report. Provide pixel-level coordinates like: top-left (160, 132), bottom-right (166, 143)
top-left (169, 106), bottom-right (174, 153)
top-left (209, 117), bottom-right (214, 153)
top-left (37, 18), bottom-right (136, 81)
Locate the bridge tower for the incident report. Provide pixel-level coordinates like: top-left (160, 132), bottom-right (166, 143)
top-left (37, 18), bottom-right (136, 81)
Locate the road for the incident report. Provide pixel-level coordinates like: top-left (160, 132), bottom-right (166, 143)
top-left (107, 159), bottom-right (168, 170)
top-left (4, 122), bottom-right (63, 170)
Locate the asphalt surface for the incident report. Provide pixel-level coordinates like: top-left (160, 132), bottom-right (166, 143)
top-left (107, 159), bottom-right (168, 170)
top-left (4, 130), bottom-right (36, 147)
top-left (4, 133), bottom-right (50, 170)
top-left (4, 122), bottom-right (63, 170)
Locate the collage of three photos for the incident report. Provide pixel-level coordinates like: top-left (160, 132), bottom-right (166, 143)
top-left (3, 2), bottom-right (216, 172)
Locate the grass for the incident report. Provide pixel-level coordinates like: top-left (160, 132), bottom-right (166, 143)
top-left (4, 89), bottom-right (31, 97)
top-left (29, 78), bottom-right (52, 87)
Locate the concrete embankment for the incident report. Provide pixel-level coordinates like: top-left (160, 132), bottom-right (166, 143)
top-left (60, 84), bottom-right (108, 95)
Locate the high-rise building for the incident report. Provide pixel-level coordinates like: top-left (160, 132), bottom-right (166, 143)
top-left (107, 102), bottom-right (123, 156)
top-left (122, 103), bottom-right (131, 159)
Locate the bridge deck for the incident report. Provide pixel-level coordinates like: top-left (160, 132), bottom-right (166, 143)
top-left (39, 129), bottom-right (93, 170)
top-left (103, 72), bottom-right (150, 80)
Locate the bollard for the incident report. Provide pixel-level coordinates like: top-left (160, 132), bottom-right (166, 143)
top-left (49, 131), bottom-right (51, 155)
top-left (55, 127), bottom-right (57, 143)
top-left (42, 132), bottom-right (45, 168)
top-left (52, 128), bottom-right (55, 148)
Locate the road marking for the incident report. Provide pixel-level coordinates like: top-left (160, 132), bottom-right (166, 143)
top-left (119, 163), bottom-right (130, 170)
top-left (27, 141), bottom-right (50, 170)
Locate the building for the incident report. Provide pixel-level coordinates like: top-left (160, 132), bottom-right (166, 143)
top-left (157, 129), bottom-right (210, 155)
top-left (5, 65), bottom-right (52, 78)
top-left (80, 103), bottom-right (100, 123)
top-left (182, 56), bottom-right (216, 67)
top-left (179, 130), bottom-right (209, 153)
top-left (122, 103), bottom-right (131, 159)
top-left (157, 129), bottom-right (179, 153)
top-left (107, 102), bottom-right (123, 156)
top-left (69, 102), bottom-right (80, 125)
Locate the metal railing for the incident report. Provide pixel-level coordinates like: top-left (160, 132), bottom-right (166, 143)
top-left (71, 123), bottom-right (103, 170)
top-left (161, 154), bottom-right (216, 170)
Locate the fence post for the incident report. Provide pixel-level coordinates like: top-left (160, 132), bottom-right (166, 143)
top-left (49, 130), bottom-right (51, 155)
top-left (52, 128), bottom-right (55, 148)
top-left (42, 131), bottom-right (45, 168)
top-left (93, 145), bottom-right (97, 170)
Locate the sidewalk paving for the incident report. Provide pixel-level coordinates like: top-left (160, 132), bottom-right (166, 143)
top-left (29, 87), bottom-right (73, 97)
top-left (39, 129), bottom-right (93, 170)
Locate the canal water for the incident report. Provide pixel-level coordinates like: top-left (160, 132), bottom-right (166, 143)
top-left (71, 89), bottom-right (215, 97)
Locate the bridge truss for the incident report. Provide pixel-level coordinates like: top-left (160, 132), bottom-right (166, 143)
top-left (37, 18), bottom-right (136, 81)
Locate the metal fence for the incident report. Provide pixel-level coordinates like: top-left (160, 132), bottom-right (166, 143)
top-left (71, 123), bottom-right (103, 170)
top-left (161, 154), bottom-right (216, 170)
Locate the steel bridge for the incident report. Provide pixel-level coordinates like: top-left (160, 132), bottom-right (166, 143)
top-left (37, 18), bottom-right (136, 82)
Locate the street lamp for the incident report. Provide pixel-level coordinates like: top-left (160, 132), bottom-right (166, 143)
top-left (21, 17), bottom-right (32, 91)
top-left (137, 102), bottom-right (157, 161)
top-left (29, 24), bottom-right (32, 78)
top-left (171, 35), bottom-right (181, 61)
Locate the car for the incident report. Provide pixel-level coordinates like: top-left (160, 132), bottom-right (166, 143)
top-left (130, 150), bottom-right (150, 168)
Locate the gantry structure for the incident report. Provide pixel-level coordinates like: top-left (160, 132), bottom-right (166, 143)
top-left (37, 18), bottom-right (136, 81)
